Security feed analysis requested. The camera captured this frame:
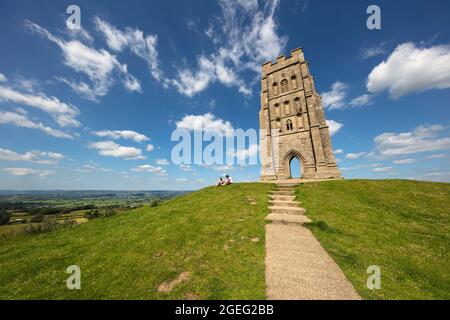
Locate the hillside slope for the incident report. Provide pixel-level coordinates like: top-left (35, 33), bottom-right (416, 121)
top-left (0, 183), bottom-right (272, 299)
top-left (298, 180), bottom-right (450, 300)
top-left (1, 180), bottom-right (449, 300)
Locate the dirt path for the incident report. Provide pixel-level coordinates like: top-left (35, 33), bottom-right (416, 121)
top-left (265, 183), bottom-right (360, 300)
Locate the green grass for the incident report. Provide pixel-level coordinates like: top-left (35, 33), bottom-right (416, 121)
top-left (297, 179), bottom-right (450, 300)
top-left (0, 183), bottom-right (272, 299)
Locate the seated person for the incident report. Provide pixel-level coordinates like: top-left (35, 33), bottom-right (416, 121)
top-left (215, 177), bottom-right (224, 187)
top-left (224, 174), bottom-right (233, 185)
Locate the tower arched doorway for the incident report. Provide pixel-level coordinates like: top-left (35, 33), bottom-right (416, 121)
top-left (289, 156), bottom-right (302, 178)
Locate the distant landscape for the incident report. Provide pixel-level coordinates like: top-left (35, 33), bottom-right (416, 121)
top-left (0, 190), bottom-right (189, 236)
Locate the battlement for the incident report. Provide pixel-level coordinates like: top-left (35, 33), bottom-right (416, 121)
top-left (262, 47), bottom-right (305, 76)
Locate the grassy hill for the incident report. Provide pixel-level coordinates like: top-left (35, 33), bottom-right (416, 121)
top-left (0, 180), bottom-right (449, 300)
top-left (297, 180), bottom-right (450, 300)
top-left (0, 183), bottom-right (272, 299)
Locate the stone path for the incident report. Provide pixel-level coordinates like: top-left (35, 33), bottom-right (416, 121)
top-left (265, 183), bottom-right (360, 300)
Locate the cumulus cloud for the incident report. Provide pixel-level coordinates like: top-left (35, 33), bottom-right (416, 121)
top-left (322, 83), bottom-right (372, 110)
top-left (175, 113), bottom-right (233, 136)
top-left (0, 84), bottom-right (80, 127)
top-left (25, 20), bottom-right (141, 100)
top-left (373, 124), bottom-right (450, 157)
top-left (228, 143), bottom-right (259, 162)
top-left (345, 152), bottom-right (367, 159)
top-left (95, 17), bottom-right (163, 82)
top-left (131, 164), bottom-right (166, 175)
top-left (0, 73), bottom-right (6, 82)
top-left (2, 167), bottom-right (54, 177)
top-left (367, 42), bottom-right (450, 98)
top-left (179, 164), bottom-right (194, 172)
top-left (326, 120), bottom-right (343, 136)
top-left (155, 158), bottom-right (169, 165)
top-left (349, 94), bottom-right (372, 107)
top-left (321, 82), bottom-right (348, 110)
top-left (371, 166), bottom-right (396, 173)
top-left (170, 0), bottom-right (287, 96)
top-left (0, 111), bottom-right (73, 139)
top-left (425, 153), bottom-right (448, 159)
top-left (89, 140), bottom-right (145, 160)
top-left (146, 144), bottom-right (154, 152)
top-left (334, 149), bottom-right (344, 154)
top-left (0, 148), bottom-right (64, 164)
top-left (392, 158), bottom-right (415, 164)
top-left (93, 129), bottom-right (149, 143)
top-left (359, 43), bottom-right (387, 59)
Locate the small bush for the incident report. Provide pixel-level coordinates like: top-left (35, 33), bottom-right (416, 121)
top-left (30, 213), bottom-right (44, 223)
top-left (23, 220), bottom-right (77, 235)
top-left (86, 209), bottom-right (100, 220)
top-left (86, 208), bottom-right (116, 220)
top-left (149, 200), bottom-right (159, 207)
top-left (24, 221), bottom-right (58, 234)
top-left (0, 210), bottom-right (11, 225)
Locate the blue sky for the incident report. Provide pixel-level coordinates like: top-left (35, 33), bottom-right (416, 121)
top-left (0, 0), bottom-right (449, 190)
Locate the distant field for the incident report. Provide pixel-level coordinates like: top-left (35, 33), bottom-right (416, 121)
top-left (0, 190), bottom-right (188, 236)
top-left (297, 179), bottom-right (450, 300)
top-left (0, 184), bottom-right (271, 299)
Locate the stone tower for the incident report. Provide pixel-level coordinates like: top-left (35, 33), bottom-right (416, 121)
top-left (259, 47), bottom-right (341, 180)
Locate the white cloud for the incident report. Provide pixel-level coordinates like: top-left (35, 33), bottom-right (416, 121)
top-left (0, 148), bottom-right (64, 164)
top-left (373, 124), bottom-right (450, 157)
top-left (0, 111), bottom-right (73, 139)
top-left (392, 158), bottom-right (415, 164)
top-left (25, 20), bottom-right (140, 100)
top-left (359, 43), bottom-right (387, 59)
top-left (425, 153), bottom-right (448, 159)
top-left (367, 42), bottom-right (450, 98)
top-left (179, 164), bottom-right (194, 172)
top-left (131, 164), bottom-right (166, 175)
top-left (89, 140), bottom-right (145, 160)
top-left (93, 130), bottom-right (149, 143)
top-left (372, 166), bottom-right (395, 173)
top-left (0, 73), bottom-right (6, 82)
top-left (2, 167), bottom-right (54, 177)
top-left (146, 144), bottom-right (154, 152)
top-left (345, 152), bottom-right (367, 159)
top-left (155, 158), bottom-right (169, 166)
top-left (321, 82), bottom-right (348, 110)
top-left (326, 120), bottom-right (343, 136)
top-left (334, 149), bottom-right (344, 154)
top-left (229, 143), bottom-right (259, 161)
top-left (94, 17), bottom-right (163, 82)
top-left (170, 0), bottom-right (287, 96)
top-left (0, 85), bottom-right (80, 127)
top-left (175, 113), bottom-right (233, 136)
top-left (349, 94), bottom-right (372, 107)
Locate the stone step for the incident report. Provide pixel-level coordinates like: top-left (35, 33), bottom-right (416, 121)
top-left (276, 184), bottom-right (299, 188)
top-left (269, 200), bottom-right (300, 207)
top-left (271, 191), bottom-right (295, 196)
top-left (276, 186), bottom-right (295, 191)
top-left (270, 195), bottom-right (296, 201)
top-left (269, 206), bottom-right (306, 214)
top-left (265, 213), bottom-right (311, 225)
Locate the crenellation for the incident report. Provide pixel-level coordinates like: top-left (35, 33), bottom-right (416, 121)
top-left (260, 47), bottom-right (341, 180)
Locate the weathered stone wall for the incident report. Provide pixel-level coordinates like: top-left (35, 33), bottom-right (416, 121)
top-left (260, 47), bottom-right (341, 180)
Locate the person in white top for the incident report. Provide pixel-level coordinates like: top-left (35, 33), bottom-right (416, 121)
top-left (224, 174), bottom-right (232, 185)
top-left (215, 177), bottom-right (225, 187)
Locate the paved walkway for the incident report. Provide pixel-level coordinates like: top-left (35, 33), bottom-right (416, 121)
top-left (265, 183), bottom-right (360, 300)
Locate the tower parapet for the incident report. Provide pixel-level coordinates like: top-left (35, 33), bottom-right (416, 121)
top-left (259, 47), bottom-right (341, 180)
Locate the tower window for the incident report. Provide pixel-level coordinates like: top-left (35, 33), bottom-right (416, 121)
top-left (280, 79), bottom-right (289, 93)
top-left (286, 119), bottom-right (293, 131)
